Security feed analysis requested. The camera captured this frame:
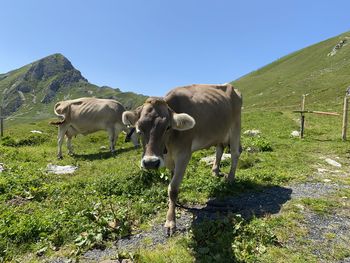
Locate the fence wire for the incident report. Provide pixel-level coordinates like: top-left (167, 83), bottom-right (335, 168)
top-left (2, 104), bottom-right (304, 121)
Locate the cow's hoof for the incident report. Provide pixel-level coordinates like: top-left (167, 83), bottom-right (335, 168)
top-left (57, 155), bottom-right (63, 160)
top-left (212, 170), bottom-right (224, 177)
top-left (164, 226), bottom-right (176, 237)
top-left (225, 174), bottom-right (235, 184)
top-left (212, 169), bottom-right (219, 177)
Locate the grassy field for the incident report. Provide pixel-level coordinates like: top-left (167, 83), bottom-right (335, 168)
top-left (233, 31), bottom-right (350, 111)
top-left (0, 107), bottom-right (349, 262)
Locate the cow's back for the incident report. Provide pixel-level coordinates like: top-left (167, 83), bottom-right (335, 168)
top-left (165, 84), bottom-right (241, 150)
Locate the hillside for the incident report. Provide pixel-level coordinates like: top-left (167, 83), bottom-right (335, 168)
top-left (232, 31), bottom-right (350, 111)
top-left (0, 54), bottom-right (146, 123)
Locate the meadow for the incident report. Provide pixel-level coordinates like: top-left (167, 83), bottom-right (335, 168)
top-left (0, 108), bottom-right (349, 263)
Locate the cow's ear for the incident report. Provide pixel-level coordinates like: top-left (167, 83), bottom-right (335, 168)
top-left (122, 110), bottom-right (139, 127)
top-left (172, 113), bottom-right (196, 131)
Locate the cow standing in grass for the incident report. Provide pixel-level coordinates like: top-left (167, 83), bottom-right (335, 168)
top-left (50, 97), bottom-right (139, 159)
top-left (122, 84), bottom-right (242, 235)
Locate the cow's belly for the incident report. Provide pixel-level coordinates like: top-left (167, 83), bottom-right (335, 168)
top-left (191, 132), bottom-right (230, 152)
top-left (70, 122), bottom-right (106, 135)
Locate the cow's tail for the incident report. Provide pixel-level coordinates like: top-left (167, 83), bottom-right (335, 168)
top-left (49, 119), bottom-right (65, 125)
top-left (50, 102), bottom-right (66, 125)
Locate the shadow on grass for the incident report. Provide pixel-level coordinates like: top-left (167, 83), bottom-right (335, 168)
top-left (72, 146), bottom-right (137, 161)
top-left (312, 138), bottom-right (336, 142)
top-left (183, 181), bottom-right (292, 262)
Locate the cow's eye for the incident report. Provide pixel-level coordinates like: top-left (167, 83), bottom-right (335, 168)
top-left (166, 125), bottom-right (171, 131)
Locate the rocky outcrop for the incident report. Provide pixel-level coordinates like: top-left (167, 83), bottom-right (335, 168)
top-left (24, 53), bottom-right (77, 81)
top-left (41, 68), bottom-right (87, 104)
top-left (2, 95), bottom-right (22, 115)
top-left (14, 82), bottom-right (32, 93)
top-left (328, 37), bottom-right (349, 56)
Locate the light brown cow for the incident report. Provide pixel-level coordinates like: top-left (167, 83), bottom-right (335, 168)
top-left (51, 97), bottom-right (139, 158)
top-left (122, 84), bottom-right (242, 235)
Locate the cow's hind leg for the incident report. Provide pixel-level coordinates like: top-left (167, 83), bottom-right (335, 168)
top-left (107, 127), bottom-right (117, 153)
top-left (66, 135), bottom-right (74, 155)
top-left (212, 144), bottom-right (224, 176)
top-left (165, 151), bottom-right (191, 236)
top-left (227, 123), bottom-right (241, 182)
top-left (57, 124), bottom-right (69, 159)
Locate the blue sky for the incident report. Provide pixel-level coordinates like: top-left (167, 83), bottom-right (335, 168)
top-left (0, 0), bottom-right (349, 96)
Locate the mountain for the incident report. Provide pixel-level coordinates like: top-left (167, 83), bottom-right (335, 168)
top-left (232, 31), bottom-right (350, 111)
top-left (0, 54), bottom-right (146, 121)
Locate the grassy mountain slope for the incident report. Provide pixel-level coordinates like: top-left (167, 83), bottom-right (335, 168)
top-left (232, 31), bottom-right (350, 112)
top-left (0, 54), bottom-right (146, 124)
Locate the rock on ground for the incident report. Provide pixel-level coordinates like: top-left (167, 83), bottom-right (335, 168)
top-left (291, 130), bottom-right (300, 137)
top-left (243, 129), bottom-right (261, 137)
top-left (324, 158), bottom-right (342, 167)
top-left (46, 164), bottom-right (78, 175)
top-left (200, 153), bottom-right (231, 166)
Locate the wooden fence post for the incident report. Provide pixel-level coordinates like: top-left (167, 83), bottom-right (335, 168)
top-left (342, 96), bottom-right (349, 141)
top-left (300, 95), bottom-right (306, 138)
top-left (0, 106), bottom-right (3, 138)
top-left (293, 93), bottom-right (339, 139)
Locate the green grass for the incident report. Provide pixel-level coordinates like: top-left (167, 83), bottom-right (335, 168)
top-left (0, 108), bottom-right (349, 262)
top-left (300, 198), bottom-right (337, 215)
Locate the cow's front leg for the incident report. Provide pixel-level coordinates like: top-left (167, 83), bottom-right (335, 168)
top-left (165, 152), bottom-right (190, 236)
top-left (164, 152), bottom-right (174, 172)
top-left (227, 122), bottom-right (241, 182)
top-left (130, 130), bottom-right (140, 148)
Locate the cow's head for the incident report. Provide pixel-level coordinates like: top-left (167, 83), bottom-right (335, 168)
top-left (122, 97), bottom-right (195, 169)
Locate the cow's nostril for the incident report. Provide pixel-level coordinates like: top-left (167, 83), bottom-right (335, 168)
top-left (143, 158), bottom-right (161, 169)
top-left (154, 159), bottom-right (160, 168)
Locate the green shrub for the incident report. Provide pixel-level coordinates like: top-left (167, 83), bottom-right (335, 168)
top-left (243, 137), bottom-right (273, 152)
top-left (232, 216), bottom-right (279, 262)
top-left (0, 134), bottom-right (48, 147)
top-left (74, 201), bottom-right (132, 252)
top-left (190, 215), bottom-right (279, 263)
top-left (238, 154), bottom-right (260, 169)
top-left (0, 136), bottom-right (17, 146)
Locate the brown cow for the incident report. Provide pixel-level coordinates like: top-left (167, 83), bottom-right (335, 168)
top-left (122, 84), bottom-right (242, 235)
top-left (51, 97), bottom-right (139, 158)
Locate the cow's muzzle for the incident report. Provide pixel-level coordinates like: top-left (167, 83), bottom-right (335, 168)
top-left (141, 155), bottom-right (164, 169)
